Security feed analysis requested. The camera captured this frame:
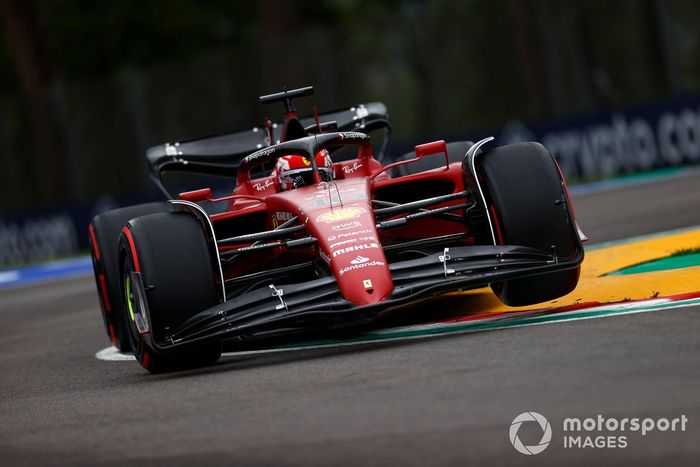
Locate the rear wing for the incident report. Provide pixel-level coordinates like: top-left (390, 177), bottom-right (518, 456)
top-left (147, 102), bottom-right (390, 198)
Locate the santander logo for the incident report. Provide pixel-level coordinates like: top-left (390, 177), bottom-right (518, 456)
top-left (350, 256), bottom-right (369, 265)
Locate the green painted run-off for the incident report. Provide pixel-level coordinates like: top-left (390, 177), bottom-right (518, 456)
top-left (607, 252), bottom-right (700, 276)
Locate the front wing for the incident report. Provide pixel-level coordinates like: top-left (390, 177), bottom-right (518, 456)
top-left (132, 244), bottom-right (583, 353)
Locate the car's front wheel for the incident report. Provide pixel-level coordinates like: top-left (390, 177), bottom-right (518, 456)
top-left (478, 142), bottom-right (582, 306)
top-left (119, 210), bottom-right (222, 373)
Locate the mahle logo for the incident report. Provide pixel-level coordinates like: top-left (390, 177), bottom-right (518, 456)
top-left (510, 412), bottom-right (552, 455)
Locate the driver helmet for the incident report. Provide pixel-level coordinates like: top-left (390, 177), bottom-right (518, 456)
top-left (276, 150), bottom-right (333, 190)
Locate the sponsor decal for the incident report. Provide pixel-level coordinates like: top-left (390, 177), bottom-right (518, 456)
top-left (342, 162), bottom-right (363, 174)
top-left (362, 279), bottom-right (373, 289)
top-left (327, 229), bottom-right (373, 241)
top-left (338, 132), bottom-right (366, 140)
top-left (350, 256), bottom-right (369, 264)
top-left (338, 260), bottom-right (385, 276)
top-left (316, 207), bottom-right (366, 224)
top-left (271, 211), bottom-right (293, 228)
top-left (246, 146), bottom-right (275, 162)
top-left (233, 242), bottom-right (281, 253)
top-left (253, 179), bottom-right (274, 191)
top-left (331, 221), bottom-right (363, 231)
top-left (329, 238), bottom-right (358, 249)
top-left (328, 236), bottom-right (375, 249)
top-left (332, 243), bottom-right (380, 258)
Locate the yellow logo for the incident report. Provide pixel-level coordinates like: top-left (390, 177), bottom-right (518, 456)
top-left (316, 207), bottom-right (366, 224)
top-left (302, 157), bottom-right (311, 166)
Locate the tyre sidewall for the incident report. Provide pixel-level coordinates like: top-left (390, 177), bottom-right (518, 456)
top-left (119, 211), bottom-right (221, 373)
top-left (89, 202), bottom-right (169, 350)
top-left (479, 142), bottom-right (582, 306)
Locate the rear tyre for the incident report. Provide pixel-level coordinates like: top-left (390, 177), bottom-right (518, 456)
top-left (119, 211), bottom-right (222, 373)
top-left (478, 142), bottom-right (581, 306)
top-left (89, 202), bottom-right (169, 350)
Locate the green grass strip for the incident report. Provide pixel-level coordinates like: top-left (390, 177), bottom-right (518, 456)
top-left (607, 252), bottom-right (700, 276)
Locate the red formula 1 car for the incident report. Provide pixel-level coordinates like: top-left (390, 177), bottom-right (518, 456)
top-left (89, 87), bottom-right (585, 373)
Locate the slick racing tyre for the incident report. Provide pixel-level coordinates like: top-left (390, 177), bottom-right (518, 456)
top-left (119, 211), bottom-right (222, 373)
top-left (89, 202), bottom-right (170, 351)
top-left (478, 142), bottom-right (581, 306)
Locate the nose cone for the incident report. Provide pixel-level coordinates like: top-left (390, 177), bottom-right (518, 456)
top-left (311, 204), bottom-right (393, 306)
top-left (273, 178), bottom-right (394, 306)
top-left (330, 240), bottom-right (393, 305)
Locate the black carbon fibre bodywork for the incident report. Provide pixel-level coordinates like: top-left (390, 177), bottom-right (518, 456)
top-left (134, 242), bottom-right (583, 353)
top-left (146, 102), bottom-right (390, 198)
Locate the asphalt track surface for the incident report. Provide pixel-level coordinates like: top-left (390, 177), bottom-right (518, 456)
top-left (1, 173), bottom-right (699, 466)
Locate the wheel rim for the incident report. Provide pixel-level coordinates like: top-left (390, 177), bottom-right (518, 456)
top-left (125, 274), bottom-right (136, 323)
top-left (122, 261), bottom-right (143, 354)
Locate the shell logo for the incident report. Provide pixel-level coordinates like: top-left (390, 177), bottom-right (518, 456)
top-left (316, 207), bottom-right (366, 224)
top-left (302, 157), bottom-right (311, 166)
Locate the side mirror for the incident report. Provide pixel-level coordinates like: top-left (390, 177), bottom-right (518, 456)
top-left (178, 188), bottom-right (212, 203)
top-left (370, 140), bottom-right (450, 181)
top-left (414, 140), bottom-right (448, 169)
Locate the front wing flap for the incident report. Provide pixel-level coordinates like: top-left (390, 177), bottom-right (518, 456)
top-left (141, 244), bottom-right (582, 353)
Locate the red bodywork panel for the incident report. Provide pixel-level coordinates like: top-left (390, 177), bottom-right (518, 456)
top-left (265, 179), bottom-right (391, 306)
top-left (183, 143), bottom-right (471, 307)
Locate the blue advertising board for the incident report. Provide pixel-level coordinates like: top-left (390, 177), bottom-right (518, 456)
top-left (498, 97), bottom-right (700, 179)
